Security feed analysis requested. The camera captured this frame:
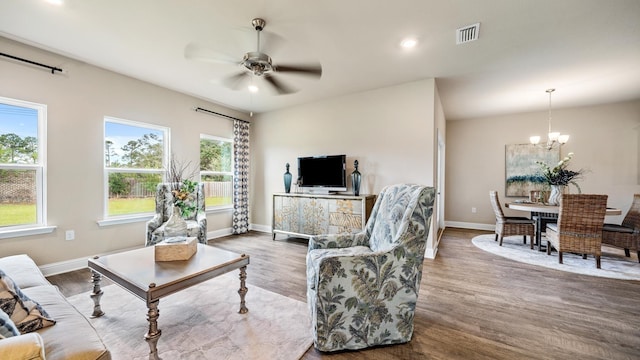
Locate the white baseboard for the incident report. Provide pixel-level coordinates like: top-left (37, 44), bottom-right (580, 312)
top-left (249, 224), bottom-right (271, 233)
top-left (40, 222), bottom-right (466, 276)
top-left (445, 221), bottom-right (494, 231)
top-left (39, 245), bottom-right (143, 277)
top-left (41, 228), bottom-right (238, 277)
top-left (425, 247), bottom-right (438, 260)
top-left (207, 228), bottom-right (233, 239)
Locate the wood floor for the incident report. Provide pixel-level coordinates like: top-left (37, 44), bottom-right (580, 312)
top-left (47, 228), bottom-right (640, 360)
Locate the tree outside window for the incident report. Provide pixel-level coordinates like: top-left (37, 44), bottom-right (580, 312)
top-left (200, 135), bottom-right (233, 209)
top-left (104, 118), bottom-right (167, 217)
top-left (0, 100), bottom-right (44, 228)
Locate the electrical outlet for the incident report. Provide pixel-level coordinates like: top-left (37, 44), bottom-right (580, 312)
top-left (65, 230), bottom-right (75, 240)
top-left (471, 207), bottom-right (477, 213)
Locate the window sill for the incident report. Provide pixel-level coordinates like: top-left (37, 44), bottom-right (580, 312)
top-left (0, 226), bottom-right (57, 239)
top-left (97, 214), bottom-right (154, 227)
top-left (206, 206), bottom-right (233, 214)
top-left (97, 207), bottom-right (231, 227)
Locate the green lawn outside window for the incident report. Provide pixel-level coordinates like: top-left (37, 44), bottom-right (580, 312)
top-left (0, 196), bottom-right (234, 227)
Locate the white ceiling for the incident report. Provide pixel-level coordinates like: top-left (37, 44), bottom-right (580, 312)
top-left (1, 0), bottom-right (639, 120)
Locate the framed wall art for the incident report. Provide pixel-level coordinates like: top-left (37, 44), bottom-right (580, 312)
top-left (505, 144), bottom-right (559, 197)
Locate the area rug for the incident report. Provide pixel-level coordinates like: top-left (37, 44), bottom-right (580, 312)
top-left (472, 234), bottom-right (640, 281)
top-left (67, 272), bottom-right (312, 360)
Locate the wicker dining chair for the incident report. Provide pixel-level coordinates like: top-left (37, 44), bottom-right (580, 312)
top-left (489, 191), bottom-right (535, 248)
top-left (602, 194), bottom-right (640, 263)
top-left (546, 194), bottom-right (608, 268)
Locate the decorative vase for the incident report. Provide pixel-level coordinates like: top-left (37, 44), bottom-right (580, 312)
top-left (547, 185), bottom-right (565, 206)
top-left (164, 205), bottom-right (188, 238)
top-left (351, 160), bottom-right (361, 196)
top-left (283, 163), bottom-right (292, 193)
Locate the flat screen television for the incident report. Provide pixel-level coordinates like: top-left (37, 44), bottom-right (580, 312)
top-left (298, 154), bottom-right (347, 193)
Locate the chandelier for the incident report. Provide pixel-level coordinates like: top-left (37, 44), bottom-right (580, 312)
top-left (529, 88), bottom-right (569, 150)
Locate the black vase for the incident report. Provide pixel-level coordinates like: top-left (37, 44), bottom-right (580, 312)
top-left (351, 160), bottom-right (361, 196)
top-left (284, 163), bottom-right (292, 193)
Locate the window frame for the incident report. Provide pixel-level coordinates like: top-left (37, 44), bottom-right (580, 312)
top-left (199, 134), bottom-right (234, 211)
top-left (0, 96), bottom-right (53, 238)
top-left (102, 116), bottom-right (170, 221)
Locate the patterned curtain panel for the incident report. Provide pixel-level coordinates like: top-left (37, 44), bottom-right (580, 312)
top-left (232, 120), bottom-right (250, 234)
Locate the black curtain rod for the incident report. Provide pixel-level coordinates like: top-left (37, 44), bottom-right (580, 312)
top-left (194, 107), bottom-right (249, 123)
top-left (0, 52), bottom-right (63, 74)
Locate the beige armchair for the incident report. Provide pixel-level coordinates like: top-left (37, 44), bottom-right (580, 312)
top-left (145, 183), bottom-right (207, 246)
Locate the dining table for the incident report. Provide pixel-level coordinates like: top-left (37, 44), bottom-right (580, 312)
top-left (505, 202), bottom-right (622, 251)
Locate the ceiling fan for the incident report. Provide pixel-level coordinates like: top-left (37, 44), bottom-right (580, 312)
top-left (186, 18), bottom-right (322, 95)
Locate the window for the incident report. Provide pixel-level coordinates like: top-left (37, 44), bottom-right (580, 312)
top-left (0, 97), bottom-right (46, 230)
top-left (200, 135), bottom-right (233, 209)
top-left (104, 118), bottom-right (168, 217)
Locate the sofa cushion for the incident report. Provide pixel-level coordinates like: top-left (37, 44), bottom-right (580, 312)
top-left (0, 308), bottom-right (19, 339)
top-left (603, 223), bottom-right (635, 234)
top-left (0, 332), bottom-right (46, 360)
top-left (0, 255), bottom-right (50, 289)
top-left (0, 269), bottom-right (56, 334)
top-left (22, 285), bottom-right (111, 360)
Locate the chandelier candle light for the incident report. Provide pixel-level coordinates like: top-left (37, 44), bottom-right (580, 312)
top-left (529, 89), bottom-right (569, 150)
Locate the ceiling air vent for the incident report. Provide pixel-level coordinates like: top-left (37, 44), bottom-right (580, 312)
top-left (456, 23), bottom-right (480, 44)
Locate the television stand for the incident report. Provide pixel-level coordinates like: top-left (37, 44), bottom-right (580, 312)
top-left (272, 192), bottom-right (375, 240)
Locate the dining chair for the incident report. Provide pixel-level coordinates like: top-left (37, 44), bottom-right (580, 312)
top-left (602, 193), bottom-right (640, 262)
top-left (489, 191), bottom-right (535, 248)
top-left (546, 194), bottom-right (608, 268)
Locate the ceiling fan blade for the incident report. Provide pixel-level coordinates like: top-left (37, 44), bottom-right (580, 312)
top-left (259, 31), bottom-right (286, 55)
top-left (222, 72), bottom-right (251, 91)
top-left (274, 63), bottom-right (322, 77)
top-left (184, 42), bottom-right (238, 65)
top-left (263, 74), bottom-right (297, 95)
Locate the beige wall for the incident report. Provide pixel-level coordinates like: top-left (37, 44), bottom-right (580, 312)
top-left (251, 79), bottom-right (438, 248)
top-left (0, 37), bottom-right (249, 266)
top-left (446, 99), bottom-right (640, 228)
top-left (7, 32), bottom-right (637, 266)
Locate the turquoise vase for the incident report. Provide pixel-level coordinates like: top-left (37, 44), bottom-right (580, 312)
top-left (283, 163), bottom-right (292, 193)
top-left (351, 160), bottom-right (361, 196)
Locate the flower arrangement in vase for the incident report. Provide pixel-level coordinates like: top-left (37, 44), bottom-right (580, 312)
top-left (535, 152), bottom-right (583, 205)
top-left (166, 155), bottom-right (198, 219)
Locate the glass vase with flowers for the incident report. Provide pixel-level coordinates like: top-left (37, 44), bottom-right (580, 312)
top-left (536, 152), bottom-right (583, 205)
top-left (166, 155), bottom-right (198, 219)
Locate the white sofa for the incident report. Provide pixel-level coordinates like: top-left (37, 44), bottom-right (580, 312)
top-left (0, 254), bottom-right (110, 360)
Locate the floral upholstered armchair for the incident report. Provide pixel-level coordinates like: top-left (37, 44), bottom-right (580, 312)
top-left (145, 182), bottom-right (207, 246)
top-left (306, 184), bottom-right (435, 352)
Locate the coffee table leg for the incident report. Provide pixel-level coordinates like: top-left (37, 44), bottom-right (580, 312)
top-left (238, 266), bottom-right (249, 314)
top-left (145, 300), bottom-right (162, 360)
top-left (90, 270), bottom-right (104, 318)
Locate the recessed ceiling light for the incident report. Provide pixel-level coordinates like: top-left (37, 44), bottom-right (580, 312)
top-left (400, 38), bottom-right (417, 49)
top-left (45, 0), bottom-right (64, 5)
top-left (248, 85), bottom-right (259, 93)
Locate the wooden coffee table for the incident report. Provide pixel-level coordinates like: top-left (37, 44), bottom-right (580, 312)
top-left (87, 244), bottom-right (250, 360)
